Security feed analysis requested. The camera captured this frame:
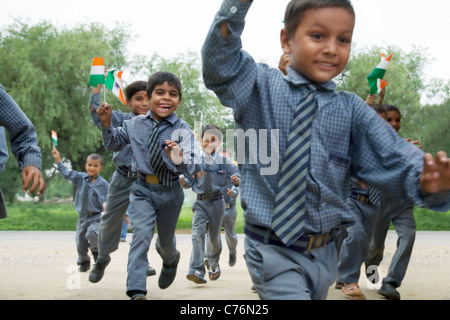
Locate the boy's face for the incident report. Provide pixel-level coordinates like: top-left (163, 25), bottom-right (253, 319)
top-left (127, 90), bottom-right (150, 116)
top-left (147, 82), bottom-right (182, 121)
top-left (387, 110), bottom-right (401, 132)
top-left (202, 133), bottom-right (220, 155)
top-left (85, 158), bottom-right (103, 178)
top-left (281, 7), bottom-right (354, 83)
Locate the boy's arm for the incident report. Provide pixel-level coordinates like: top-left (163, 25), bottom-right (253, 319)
top-left (90, 85), bottom-right (129, 128)
top-left (97, 103), bottom-right (130, 151)
top-left (202, 0), bottom-right (256, 108)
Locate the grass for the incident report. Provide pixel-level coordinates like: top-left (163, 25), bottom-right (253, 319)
top-left (0, 201), bottom-right (449, 232)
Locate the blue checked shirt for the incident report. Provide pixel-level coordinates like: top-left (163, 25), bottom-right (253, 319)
top-left (90, 93), bottom-right (134, 169)
top-left (57, 163), bottom-right (109, 215)
top-left (0, 83), bottom-right (42, 170)
top-left (101, 111), bottom-right (201, 177)
top-left (0, 127), bottom-right (9, 173)
top-left (202, 0), bottom-right (450, 234)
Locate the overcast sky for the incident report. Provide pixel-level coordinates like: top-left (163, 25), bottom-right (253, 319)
top-left (1, 0), bottom-right (449, 86)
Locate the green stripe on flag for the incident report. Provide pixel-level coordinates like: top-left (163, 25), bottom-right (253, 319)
top-left (89, 74), bottom-right (105, 87)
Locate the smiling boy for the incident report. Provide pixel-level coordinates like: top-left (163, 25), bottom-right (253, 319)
top-left (202, 0), bottom-right (450, 300)
top-left (97, 71), bottom-right (201, 300)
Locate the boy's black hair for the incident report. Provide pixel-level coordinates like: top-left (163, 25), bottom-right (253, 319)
top-left (125, 81), bottom-right (147, 101)
top-left (202, 124), bottom-right (222, 141)
top-left (87, 153), bottom-right (103, 165)
top-left (146, 71), bottom-right (182, 99)
top-left (385, 104), bottom-right (401, 118)
top-left (371, 104), bottom-right (386, 115)
top-left (284, 0), bottom-right (355, 37)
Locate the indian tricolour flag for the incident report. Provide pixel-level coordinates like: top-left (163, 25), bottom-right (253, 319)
top-left (51, 130), bottom-right (58, 147)
top-left (367, 52), bottom-right (393, 94)
top-left (88, 57), bottom-right (105, 87)
top-left (105, 69), bottom-right (126, 104)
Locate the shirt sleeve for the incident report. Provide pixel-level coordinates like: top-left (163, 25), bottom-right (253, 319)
top-left (201, 0), bottom-right (256, 109)
top-left (0, 84), bottom-right (42, 170)
top-left (56, 162), bottom-right (82, 188)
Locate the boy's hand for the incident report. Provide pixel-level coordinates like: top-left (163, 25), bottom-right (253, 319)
top-left (52, 146), bottom-right (61, 163)
top-left (278, 53), bottom-right (290, 76)
top-left (406, 138), bottom-right (423, 149)
top-left (22, 166), bottom-right (45, 196)
top-left (366, 94), bottom-right (377, 106)
top-left (230, 174), bottom-right (240, 186)
top-left (227, 188), bottom-right (236, 198)
top-left (420, 152), bottom-right (450, 193)
top-left (164, 140), bottom-right (184, 165)
top-left (180, 176), bottom-right (186, 186)
top-left (96, 102), bottom-right (112, 127)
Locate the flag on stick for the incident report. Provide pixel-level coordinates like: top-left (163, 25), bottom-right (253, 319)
top-left (89, 57), bottom-right (105, 87)
top-left (367, 52), bottom-right (393, 94)
top-left (105, 69), bottom-right (126, 104)
top-left (51, 130), bottom-right (58, 147)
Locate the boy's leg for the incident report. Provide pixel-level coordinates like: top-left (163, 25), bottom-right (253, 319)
top-left (155, 183), bottom-right (184, 289)
top-left (98, 172), bottom-right (134, 256)
top-left (223, 205), bottom-right (238, 257)
top-left (85, 215), bottom-right (101, 255)
top-left (188, 201), bottom-right (208, 277)
top-left (126, 181), bottom-right (157, 297)
top-left (76, 219), bottom-right (90, 270)
top-left (244, 235), bottom-right (337, 300)
top-left (205, 200), bottom-right (225, 271)
top-left (384, 203), bottom-right (416, 288)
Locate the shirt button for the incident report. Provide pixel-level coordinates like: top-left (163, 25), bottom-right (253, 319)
top-left (230, 6), bottom-right (237, 14)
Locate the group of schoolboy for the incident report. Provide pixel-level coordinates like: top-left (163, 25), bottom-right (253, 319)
top-left (52, 0), bottom-right (450, 301)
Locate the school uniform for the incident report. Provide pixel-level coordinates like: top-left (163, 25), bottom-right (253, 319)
top-left (56, 162), bottom-right (109, 265)
top-left (184, 152), bottom-right (239, 279)
top-left (336, 178), bottom-right (379, 286)
top-left (0, 127), bottom-right (9, 219)
top-left (102, 110), bottom-right (200, 296)
top-left (90, 93), bottom-right (138, 258)
top-left (0, 83), bottom-right (42, 219)
top-left (202, 0), bottom-right (450, 300)
top-left (365, 194), bottom-right (416, 289)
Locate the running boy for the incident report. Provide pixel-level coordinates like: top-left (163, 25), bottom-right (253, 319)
top-left (182, 125), bottom-right (239, 284)
top-left (88, 81), bottom-right (154, 283)
top-left (202, 0), bottom-right (450, 300)
top-left (97, 71), bottom-right (201, 300)
top-left (52, 147), bottom-right (109, 271)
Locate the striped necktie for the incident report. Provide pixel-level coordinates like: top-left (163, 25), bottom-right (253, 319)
top-left (368, 187), bottom-right (381, 207)
top-left (202, 163), bottom-right (214, 201)
top-left (149, 120), bottom-right (172, 187)
top-left (272, 84), bottom-right (318, 247)
top-left (79, 177), bottom-right (90, 219)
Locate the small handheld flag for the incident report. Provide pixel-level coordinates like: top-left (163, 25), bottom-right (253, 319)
top-left (51, 130), bottom-right (58, 147)
top-left (89, 57), bottom-right (106, 87)
top-left (105, 69), bottom-right (126, 104)
top-left (367, 52), bottom-right (393, 94)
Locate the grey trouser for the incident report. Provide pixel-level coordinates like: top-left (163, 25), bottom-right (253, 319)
top-left (222, 204), bottom-right (238, 254)
top-left (126, 178), bottom-right (184, 294)
top-left (76, 214), bottom-right (101, 264)
top-left (244, 234), bottom-right (337, 300)
top-left (189, 199), bottom-right (225, 276)
top-left (337, 199), bottom-right (378, 284)
top-left (365, 195), bottom-right (416, 287)
top-left (98, 171), bottom-right (135, 257)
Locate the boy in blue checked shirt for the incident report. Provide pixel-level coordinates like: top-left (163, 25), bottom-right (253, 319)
top-left (202, 0), bottom-right (450, 300)
top-left (181, 125), bottom-right (239, 284)
top-left (52, 147), bottom-right (109, 272)
top-left (88, 81), bottom-right (157, 283)
top-left (97, 71), bottom-right (201, 300)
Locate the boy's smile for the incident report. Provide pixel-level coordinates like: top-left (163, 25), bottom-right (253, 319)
top-left (128, 90), bottom-right (150, 116)
top-left (281, 7), bottom-right (354, 83)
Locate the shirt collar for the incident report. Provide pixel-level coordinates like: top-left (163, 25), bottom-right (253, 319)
top-left (283, 66), bottom-right (336, 92)
top-left (146, 110), bottom-right (178, 125)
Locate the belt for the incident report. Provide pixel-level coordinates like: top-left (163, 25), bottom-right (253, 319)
top-left (197, 194), bottom-right (223, 201)
top-left (244, 223), bottom-right (334, 254)
top-left (116, 166), bottom-right (139, 179)
top-left (86, 212), bottom-right (101, 217)
top-left (139, 173), bottom-right (179, 185)
top-left (350, 192), bottom-right (371, 205)
top-left (225, 203), bottom-right (231, 209)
